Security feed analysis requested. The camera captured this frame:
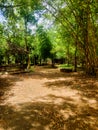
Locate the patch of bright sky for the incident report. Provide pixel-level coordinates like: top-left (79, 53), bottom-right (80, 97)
top-left (0, 8), bottom-right (53, 34)
top-left (0, 11), bottom-right (6, 23)
top-left (38, 17), bottom-right (53, 29)
top-left (28, 23), bottom-right (36, 34)
top-left (28, 11), bottom-right (54, 34)
top-left (61, 2), bottom-right (67, 8)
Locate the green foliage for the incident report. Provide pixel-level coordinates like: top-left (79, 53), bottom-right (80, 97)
top-left (36, 26), bottom-right (52, 60)
top-left (0, 0), bottom-right (98, 75)
top-left (58, 64), bottom-right (74, 69)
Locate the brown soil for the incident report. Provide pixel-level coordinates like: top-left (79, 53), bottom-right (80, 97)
top-left (0, 66), bottom-right (98, 130)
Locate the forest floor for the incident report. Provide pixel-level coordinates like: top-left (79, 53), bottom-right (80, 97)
top-left (0, 65), bottom-right (98, 130)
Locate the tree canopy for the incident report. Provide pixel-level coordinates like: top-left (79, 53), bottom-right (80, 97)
top-left (0, 0), bottom-right (98, 75)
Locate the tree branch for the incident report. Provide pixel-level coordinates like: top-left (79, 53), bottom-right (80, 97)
top-left (0, 4), bottom-right (25, 8)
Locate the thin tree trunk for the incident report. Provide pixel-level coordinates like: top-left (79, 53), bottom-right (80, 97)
top-left (67, 43), bottom-right (70, 67)
top-left (74, 41), bottom-right (77, 72)
top-left (24, 17), bottom-right (31, 70)
top-left (27, 54), bottom-right (30, 70)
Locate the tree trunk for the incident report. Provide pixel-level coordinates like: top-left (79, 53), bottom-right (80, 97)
top-left (27, 54), bottom-right (30, 70)
top-left (25, 37), bottom-right (30, 70)
top-left (24, 17), bottom-right (31, 70)
top-left (51, 54), bottom-right (55, 67)
top-left (79, 1), bottom-right (97, 76)
top-left (67, 43), bottom-right (70, 67)
top-left (74, 36), bottom-right (78, 72)
top-left (84, 43), bottom-right (97, 76)
top-left (84, 20), bottom-right (97, 75)
top-left (74, 45), bottom-right (77, 72)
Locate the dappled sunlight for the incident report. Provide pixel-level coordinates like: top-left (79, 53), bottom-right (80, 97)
top-left (3, 75), bottom-right (81, 106)
top-left (0, 74), bottom-right (22, 104)
top-left (0, 0), bottom-right (98, 128)
top-left (0, 66), bottom-right (98, 130)
top-left (0, 98), bottom-right (98, 130)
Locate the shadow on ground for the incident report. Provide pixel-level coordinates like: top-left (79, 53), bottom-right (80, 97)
top-left (0, 75), bottom-right (22, 103)
top-left (44, 72), bottom-right (98, 101)
top-left (0, 66), bottom-right (98, 130)
top-left (13, 66), bottom-right (67, 80)
top-left (0, 98), bottom-right (98, 130)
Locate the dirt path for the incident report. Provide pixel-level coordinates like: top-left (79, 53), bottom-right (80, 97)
top-left (0, 66), bottom-right (98, 130)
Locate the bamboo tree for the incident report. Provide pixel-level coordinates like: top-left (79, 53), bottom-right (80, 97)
top-left (45, 0), bottom-right (98, 75)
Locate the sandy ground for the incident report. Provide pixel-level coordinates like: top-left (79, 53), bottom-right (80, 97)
top-left (0, 66), bottom-right (98, 130)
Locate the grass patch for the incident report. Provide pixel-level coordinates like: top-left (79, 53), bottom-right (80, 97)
top-left (58, 64), bottom-right (74, 69)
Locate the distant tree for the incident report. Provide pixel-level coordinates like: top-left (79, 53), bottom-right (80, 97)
top-left (36, 26), bottom-right (52, 65)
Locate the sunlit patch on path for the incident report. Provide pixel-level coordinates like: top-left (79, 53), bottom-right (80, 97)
top-left (0, 67), bottom-right (98, 130)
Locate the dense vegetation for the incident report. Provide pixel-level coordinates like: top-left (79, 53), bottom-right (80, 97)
top-left (0, 0), bottom-right (98, 76)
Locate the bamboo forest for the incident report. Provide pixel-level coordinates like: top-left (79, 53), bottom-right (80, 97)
top-left (0, 0), bottom-right (98, 130)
